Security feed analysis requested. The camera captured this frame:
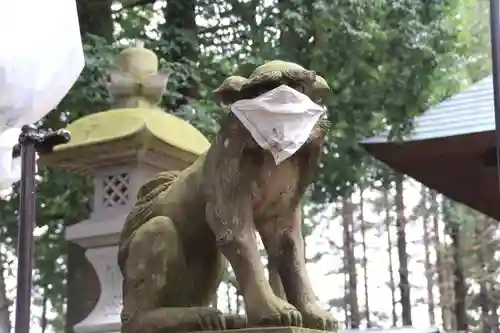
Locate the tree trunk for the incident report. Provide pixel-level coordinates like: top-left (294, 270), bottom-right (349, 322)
top-left (485, 218), bottom-right (499, 333)
top-left (475, 215), bottom-right (490, 333)
top-left (359, 188), bottom-right (371, 327)
top-left (479, 279), bottom-right (490, 333)
top-left (421, 186), bottom-right (435, 325)
top-left (394, 173), bottom-right (411, 325)
top-left (342, 195), bottom-right (360, 328)
top-left (343, 271), bottom-right (350, 329)
top-left (430, 190), bottom-right (451, 329)
top-left (443, 199), bottom-right (468, 331)
top-left (41, 287), bottom-right (49, 333)
top-left (445, 249), bottom-right (457, 331)
top-left (384, 185), bottom-right (397, 327)
top-left (0, 252), bottom-right (11, 333)
top-left (76, 0), bottom-right (113, 41)
top-left (490, 283), bottom-right (499, 333)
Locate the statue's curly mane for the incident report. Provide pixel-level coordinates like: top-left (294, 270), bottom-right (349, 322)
top-left (214, 69), bottom-right (318, 105)
top-left (118, 170), bottom-right (181, 268)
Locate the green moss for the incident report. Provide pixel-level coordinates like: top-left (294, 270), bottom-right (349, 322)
top-left (56, 107), bottom-right (210, 155)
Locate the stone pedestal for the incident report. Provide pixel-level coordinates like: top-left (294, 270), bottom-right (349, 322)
top-left (196, 328), bottom-right (334, 333)
top-left (66, 164), bottom-right (161, 333)
top-left (69, 247), bottom-right (122, 333)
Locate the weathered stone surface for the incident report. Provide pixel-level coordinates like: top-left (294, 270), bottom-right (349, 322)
top-left (193, 327), bottom-right (335, 333)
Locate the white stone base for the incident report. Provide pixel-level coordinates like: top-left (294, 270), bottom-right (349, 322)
top-left (73, 246), bottom-right (123, 333)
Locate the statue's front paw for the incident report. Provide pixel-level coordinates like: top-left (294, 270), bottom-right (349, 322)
top-left (197, 307), bottom-right (226, 330)
top-left (301, 304), bottom-right (338, 332)
top-left (248, 295), bottom-right (302, 327)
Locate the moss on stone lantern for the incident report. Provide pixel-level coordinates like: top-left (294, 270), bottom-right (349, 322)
top-left (40, 41), bottom-right (209, 174)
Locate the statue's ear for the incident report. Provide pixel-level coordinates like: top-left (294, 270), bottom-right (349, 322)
top-left (310, 75), bottom-right (330, 100)
top-left (213, 76), bottom-right (248, 105)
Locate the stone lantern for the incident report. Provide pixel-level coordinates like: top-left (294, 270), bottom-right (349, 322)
top-left (40, 42), bottom-right (210, 333)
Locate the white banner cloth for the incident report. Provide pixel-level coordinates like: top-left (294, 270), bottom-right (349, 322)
top-left (0, 0), bottom-right (84, 196)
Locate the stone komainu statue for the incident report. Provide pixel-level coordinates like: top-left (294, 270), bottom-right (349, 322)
top-left (117, 60), bottom-right (337, 333)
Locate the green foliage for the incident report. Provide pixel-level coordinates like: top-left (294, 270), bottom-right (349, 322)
top-left (309, 0), bottom-right (462, 203)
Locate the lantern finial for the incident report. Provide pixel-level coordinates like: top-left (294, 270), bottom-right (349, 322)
top-left (135, 40), bottom-right (145, 49)
top-left (106, 41), bottom-right (170, 108)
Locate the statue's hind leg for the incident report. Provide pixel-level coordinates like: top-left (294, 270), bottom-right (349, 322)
top-left (120, 216), bottom-right (225, 333)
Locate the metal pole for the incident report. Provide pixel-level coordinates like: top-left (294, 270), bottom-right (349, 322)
top-left (14, 125), bottom-right (37, 333)
top-left (489, 0), bottom-right (500, 186)
top-left (13, 125), bottom-right (70, 333)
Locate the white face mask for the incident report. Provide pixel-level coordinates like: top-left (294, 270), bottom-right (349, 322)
top-left (230, 84), bottom-right (326, 165)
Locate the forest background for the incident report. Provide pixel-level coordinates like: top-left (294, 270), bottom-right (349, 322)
top-left (0, 0), bottom-right (495, 333)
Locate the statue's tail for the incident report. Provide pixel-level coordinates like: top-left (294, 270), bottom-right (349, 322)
top-left (117, 170), bottom-right (180, 272)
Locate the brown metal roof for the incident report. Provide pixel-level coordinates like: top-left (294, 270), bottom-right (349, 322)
top-left (362, 131), bottom-right (499, 219)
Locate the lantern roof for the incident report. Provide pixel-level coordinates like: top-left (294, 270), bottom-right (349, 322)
top-left (40, 41), bottom-right (209, 174)
top-left (55, 106), bottom-right (209, 155)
